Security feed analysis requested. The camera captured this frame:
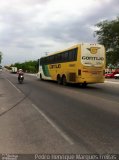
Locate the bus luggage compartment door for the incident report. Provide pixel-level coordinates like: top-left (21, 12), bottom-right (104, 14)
top-left (68, 73), bottom-right (76, 82)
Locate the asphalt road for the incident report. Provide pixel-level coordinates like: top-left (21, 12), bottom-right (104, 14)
top-left (0, 70), bottom-right (119, 154)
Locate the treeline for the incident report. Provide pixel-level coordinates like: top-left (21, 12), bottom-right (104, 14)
top-left (11, 60), bottom-right (39, 73)
top-left (95, 17), bottom-right (119, 67)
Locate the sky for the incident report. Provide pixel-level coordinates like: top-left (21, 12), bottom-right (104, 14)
top-left (0, 0), bottom-right (119, 65)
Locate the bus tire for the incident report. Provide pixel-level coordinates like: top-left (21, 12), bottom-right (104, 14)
top-left (62, 75), bottom-right (67, 86)
top-left (82, 82), bottom-right (87, 87)
top-left (57, 75), bottom-right (61, 84)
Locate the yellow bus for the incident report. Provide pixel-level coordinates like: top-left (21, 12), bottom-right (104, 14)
top-left (37, 43), bottom-right (105, 86)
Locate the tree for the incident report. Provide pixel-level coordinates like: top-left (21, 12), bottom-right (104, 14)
top-left (13, 60), bottom-right (39, 73)
top-left (0, 52), bottom-right (2, 64)
top-left (95, 17), bottom-right (119, 66)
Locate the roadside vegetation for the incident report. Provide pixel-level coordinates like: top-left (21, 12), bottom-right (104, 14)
top-left (95, 16), bottom-right (119, 69)
top-left (5, 60), bottom-right (39, 73)
top-left (12, 60), bottom-right (39, 73)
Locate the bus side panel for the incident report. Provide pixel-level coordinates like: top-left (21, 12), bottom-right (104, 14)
top-left (37, 65), bottom-right (52, 80)
top-left (47, 45), bottom-right (81, 83)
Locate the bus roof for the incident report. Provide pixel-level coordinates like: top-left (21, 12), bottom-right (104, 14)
top-left (42, 43), bottom-right (103, 58)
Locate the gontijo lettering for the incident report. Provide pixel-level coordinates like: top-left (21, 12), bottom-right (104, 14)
top-left (49, 64), bottom-right (61, 69)
top-left (82, 56), bottom-right (104, 61)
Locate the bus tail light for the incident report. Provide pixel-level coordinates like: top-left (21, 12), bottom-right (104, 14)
top-left (78, 69), bottom-right (81, 75)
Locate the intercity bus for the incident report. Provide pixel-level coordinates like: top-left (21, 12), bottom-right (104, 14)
top-left (37, 43), bottom-right (105, 86)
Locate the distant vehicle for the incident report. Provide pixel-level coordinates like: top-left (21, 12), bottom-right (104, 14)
top-left (17, 69), bottom-right (24, 84)
top-left (105, 71), bottom-right (119, 78)
top-left (114, 73), bottom-right (119, 79)
top-left (37, 43), bottom-right (105, 86)
top-left (11, 67), bottom-right (17, 73)
top-left (18, 74), bottom-right (24, 84)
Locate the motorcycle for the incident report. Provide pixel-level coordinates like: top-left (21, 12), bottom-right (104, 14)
top-left (18, 74), bottom-right (24, 84)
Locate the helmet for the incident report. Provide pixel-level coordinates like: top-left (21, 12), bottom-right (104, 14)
top-left (19, 69), bottom-right (23, 71)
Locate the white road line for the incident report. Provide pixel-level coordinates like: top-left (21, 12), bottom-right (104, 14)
top-left (32, 103), bottom-right (74, 145)
top-left (105, 81), bottom-right (119, 85)
top-left (6, 79), bottom-right (21, 93)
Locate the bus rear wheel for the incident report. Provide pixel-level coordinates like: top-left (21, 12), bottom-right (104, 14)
top-left (82, 82), bottom-right (87, 87)
top-left (62, 75), bottom-right (67, 86)
top-left (57, 75), bottom-right (61, 84)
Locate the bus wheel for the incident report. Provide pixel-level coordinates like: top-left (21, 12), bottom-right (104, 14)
top-left (57, 75), bottom-right (61, 84)
top-left (82, 82), bottom-right (87, 87)
top-left (62, 75), bottom-right (67, 86)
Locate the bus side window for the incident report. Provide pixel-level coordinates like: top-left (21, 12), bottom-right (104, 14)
top-left (48, 56), bottom-right (51, 64)
top-left (68, 48), bottom-right (78, 61)
top-left (54, 55), bottom-right (57, 63)
top-left (73, 48), bottom-right (78, 61)
top-left (50, 56), bottom-right (54, 64)
top-left (64, 51), bottom-right (68, 62)
top-left (57, 53), bottom-right (61, 63)
top-left (40, 58), bottom-right (44, 65)
top-left (68, 50), bottom-right (73, 61)
top-left (60, 52), bottom-right (64, 62)
top-left (45, 57), bottom-right (47, 64)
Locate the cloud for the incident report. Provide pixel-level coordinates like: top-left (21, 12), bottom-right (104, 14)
top-left (0, 0), bottom-right (119, 65)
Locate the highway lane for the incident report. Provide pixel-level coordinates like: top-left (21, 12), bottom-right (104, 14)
top-left (1, 71), bottom-right (119, 153)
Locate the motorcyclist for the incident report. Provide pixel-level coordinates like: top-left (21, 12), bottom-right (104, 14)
top-left (17, 69), bottom-right (24, 81)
